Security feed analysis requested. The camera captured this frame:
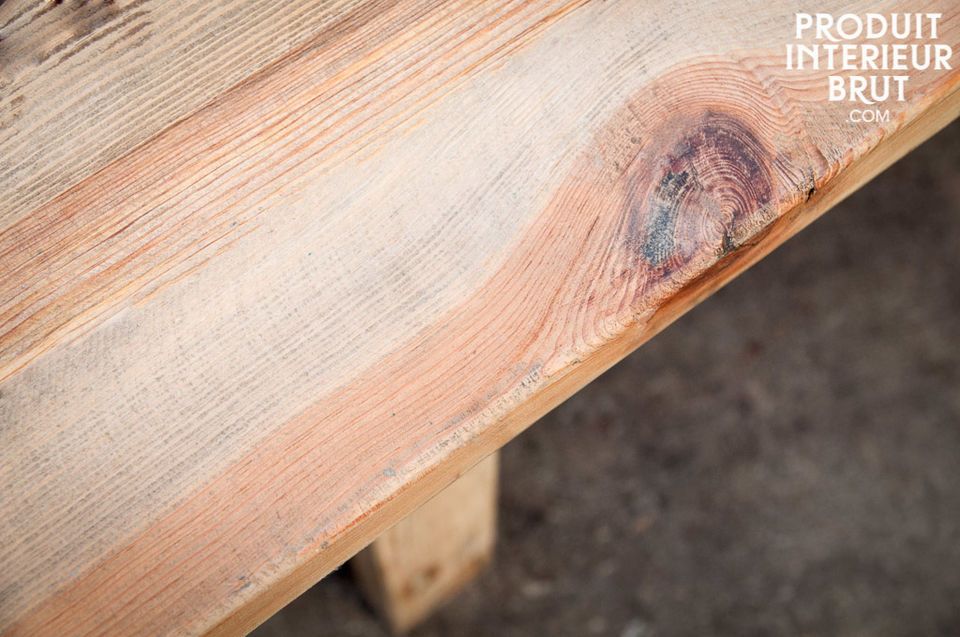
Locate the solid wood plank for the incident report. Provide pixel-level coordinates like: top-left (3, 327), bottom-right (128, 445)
top-left (352, 452), bottom-right (499, 634)
top-left (0, 2), bottom-right (957, 636)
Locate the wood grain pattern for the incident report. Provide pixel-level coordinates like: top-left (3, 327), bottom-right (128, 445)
top-left (1, 1), bottom-right (957, 635)
top-left (0, 0), bottom-right (371, 229)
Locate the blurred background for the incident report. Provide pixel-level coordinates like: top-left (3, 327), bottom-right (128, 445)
top-left (254, 122), bottom-right (960, 637)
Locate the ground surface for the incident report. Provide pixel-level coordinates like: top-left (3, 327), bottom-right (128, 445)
top-left (254, 122), bottom-right (960, 637)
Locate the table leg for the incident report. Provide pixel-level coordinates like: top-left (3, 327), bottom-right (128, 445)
top-left (351, 452), bottom-right (499, 633)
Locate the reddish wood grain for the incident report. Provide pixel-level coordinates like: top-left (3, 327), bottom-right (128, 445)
top-left (1, 1), bottom-right (958, 635)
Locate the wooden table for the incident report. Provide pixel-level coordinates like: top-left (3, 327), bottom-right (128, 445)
top-left (1, 1), bottom-right (957, 635)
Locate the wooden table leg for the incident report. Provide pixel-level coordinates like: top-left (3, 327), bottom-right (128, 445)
top-left (351, 452), bottom-right (499, 634)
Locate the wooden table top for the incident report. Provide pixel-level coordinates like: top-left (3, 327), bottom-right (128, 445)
top-left (1, 1), bottom-right (957, 634)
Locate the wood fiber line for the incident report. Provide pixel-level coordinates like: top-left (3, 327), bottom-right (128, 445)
top-left (1, 1), bottom-right (958, 635)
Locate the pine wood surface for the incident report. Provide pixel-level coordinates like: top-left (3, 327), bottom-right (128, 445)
top-left (1, 1), bottom-right (958, 635)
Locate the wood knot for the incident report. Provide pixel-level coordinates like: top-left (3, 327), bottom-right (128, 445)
top-left (625, 110), bottom-right (774, 270)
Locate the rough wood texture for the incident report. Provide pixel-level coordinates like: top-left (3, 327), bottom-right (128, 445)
top-left (352, 452), bottom-right (498, 634)
top-left (0, 0), bottom-right (367, 229)
top-left (0, 1), bottom-right (957, 635)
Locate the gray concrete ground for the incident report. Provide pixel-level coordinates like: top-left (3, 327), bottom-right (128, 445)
top-left (254, 122), bottom-right (960, 637)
